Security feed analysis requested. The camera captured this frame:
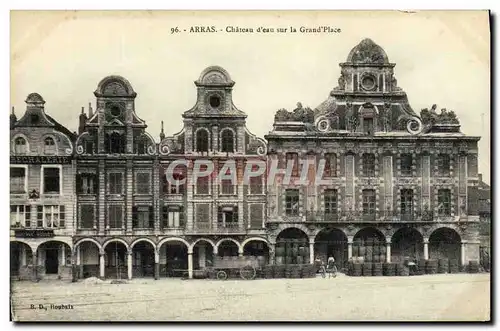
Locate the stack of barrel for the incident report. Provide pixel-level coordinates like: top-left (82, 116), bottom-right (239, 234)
top-left (274, 265), bottom-right (286, 278)
top-left (449, 259), bottom-right (460, 273)
top-left (372, 262), bottom-right (383, 276)
top-left (417, 259), bottom-right (426, 275)
top-left (425, 259), bottom-right (438, 274)
top-left (468, 261), bottom-right (480, 273)
top-left (349, 260), bottom-right (363, 276)
top-left (263, 265), bottom-right (274, 279)
top-left (285, 264), bottom-right (301, 278)
top-left (396, 263), bottom-right (409, 276)
top-left (438, 258), bottom-right (449, 274)
top-left (383, 262), bottom-right (396, 276)
top-left (362, 263), bottom-right (372, 276)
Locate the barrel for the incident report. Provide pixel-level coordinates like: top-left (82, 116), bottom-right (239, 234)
top-left (352, 262), bottom-right (362, 276)
top-left (425, 259), bottom-right (438, 274)
top-left (362, 263), bottom-right (373, 276)
top-left (372, 254), bottom-right (380, 263)
top-left (373, 245), bottom-right (380, 256)
top-left (372, 262), bottom-right (383, 276)
top-left (380, 245), bottom-right (387, 255)
top-left (383, 262), bottom-right (395, 276)
top-left (359, 246), bottom-right (366, 257)
top-left (449, 259), bottom-right (460, 273)
top-left (438, 258), bottom-right (449, 274)
top-left (468, 261), bottom-right (480, 273)
top-left (418, 259), bottom-right (426, 275)
top-left (296, 256), bottom-right (304, 265)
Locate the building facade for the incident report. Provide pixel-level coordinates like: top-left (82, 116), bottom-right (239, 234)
top-left (10, 39), bottom-right (484, 281)
top-left (10, 93), bottom-right (76, 280)
top-left (265, 39), bottom-right (482, 269)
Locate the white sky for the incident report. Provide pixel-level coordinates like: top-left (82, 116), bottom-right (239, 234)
top-left (10, 10), bottom-right (490, 183)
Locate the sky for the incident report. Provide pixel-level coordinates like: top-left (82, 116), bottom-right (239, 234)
top-left (10, 10), bottom-right (490, 184)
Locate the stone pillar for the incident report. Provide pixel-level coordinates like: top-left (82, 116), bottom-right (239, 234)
top-left (309, 240), bottom-right (315, 264)
top-left (348, 238), bottom-right (353, 260)
top-left (238, 246), bottom-right (243, 257)
top-left (188, 252), bottom-right (193, 279)
top-left (32, 253), bottom-right (38, 282)
top-left (269, 244), bottom-right (276, 265)
top-left (77, 246), bottom-right (84, 278)
top-left (127, 251), bottom-right (133, 280)
top-left (60, 244), bottom-right (66, 266)
top-left (386, 240), bottom-right (391, 263)
top-left (154, 250), bottom-right (159, 280)
top-left (99, 253), bottom-right (105, 279)
top-left (423, 238), bottom-right (429, 260)
top-left (461, 241), bottom-right (467, 266)
top-left (72, 251), bottom-right (77, 282)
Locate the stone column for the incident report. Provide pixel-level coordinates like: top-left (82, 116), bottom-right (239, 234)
top-left (348, 238), bottom-right (353, 260)
top-left (238, 246), bottom-right (243, 257)
top-left (188, 252), bottom-right (193, 279)
top-left (154, 250), bottom-right (160, 280)
top-left (32, 253), bottom-right (38, 282)
top-left (423, 238), bottom-right (429, 260)
top-left (461, 241), bottom-right (467, 266)
top-left (61, 244), bottom-right (66, 266)
top-left (386, 240), bottom-right (391, 263)
top-left (72, 251), bottom-right (77, 282)
top-left (309, 240), bottom-right (315, 264)
top-left (269, 243), bottom-right (275, 265)
top-left (99, 252), bottom-right (105, 279)
top-left (127, 251), bottom-right (133, 280)
top-left (77, 246), bottom-right (83, 278)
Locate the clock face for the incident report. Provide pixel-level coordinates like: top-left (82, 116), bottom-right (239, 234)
top-left (361, 74), bottom-right (376, 91)
top-left (110, 105), bottom-right (122, 117)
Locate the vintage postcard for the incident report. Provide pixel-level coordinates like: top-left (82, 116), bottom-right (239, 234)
top-left (9, 10), bottom-right (490, 322)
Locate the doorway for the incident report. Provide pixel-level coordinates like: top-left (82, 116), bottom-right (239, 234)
top-left (45, 249), bottom-right (59, 274)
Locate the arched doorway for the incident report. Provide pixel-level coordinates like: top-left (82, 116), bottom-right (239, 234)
top-left (131, 241), bottom-right (156, 278)
top-left (75, 240), bottom-right (101, 279)
top-left (217, 239), bottom-right (240, 257)
top-left (315, 228), bottom-right (348, 269)
top-left (159, 239), bottom-right (189, 278)
top-left (10, 242), bottom-right (32, 280)
top-left (391, 228), bottom-right (424, 263)
top-left (353, 227), bottom-right (386, 263)
top-left (276, 228), bottom-right (309, 265)
top-left (429, 228), bottom-right (461, 261)
top-left (192, 239), bottom-right (215, 270)
top-left (243, 239), bottom-right (270, 265)
top-left (104, 241), bottom-right (128, 279)
top-left (37, 241), bottom-right (72, 280)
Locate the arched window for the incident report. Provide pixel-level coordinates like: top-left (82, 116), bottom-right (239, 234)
top-left (14, 137), bottom-right (27, 154)
top-left (196, 129), bottom-right (209, 153)
top-left (44, 137), bottom-right (56, 154)
top-left (221, 129), bottom-right (234, 153)
top-left (135, 136), bottom-right (148, 155)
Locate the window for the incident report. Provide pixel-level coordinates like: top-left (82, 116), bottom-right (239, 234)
top-left (109, 173), bottom-right (123, 194)
top-left (135, 137), bottom-right (147, 154)
top-left (43, 167), bottom-right (60, 194)
top-left (77, 173), bottom-right (97, 194)
top-left (362, 189), bottom-right (376, 215)
top-left (196, 176), bottom-right (210, 195)
top-left (401, 154), bottom-right (413, 176)
top-left (437, 154), bottom-right (450, 176)
top-left (132, 206), bottom-right (154, 229)
top-left (249, 204), bottom-right (263, 228)
top-left (37, 205), bottom-right (65, 228)
top-left (362, 154), bottom-right (376, 177)
top-left (10, 205), bottom-right (30, 228)
top-left (14, 137), bottom-right (27, 154)
top-left (85, 140), bottom-right (94, 154)
top-left (108, 205), bottom-right (123, 229)
top-left (44, 137), bottom-right (56, 154)
top-left (135, 173), bottom-right (151, 194)
top-left (196, 129), bottom-right (209, 152)
top-left (162, 206), bottom-right (184, 228)
top-left (209, 95), bottom-right (221, 108)
top-left (195, 204), bottom-right (210, 228)
top-left (169, 173), bottom-right (186, 194)
top-left (437, 189), bottom-right (451, 216)
top-left (80, 205), bottom-right (95, 229)
top-left (249, 174), bottom-right (263, 195)
top-left (220, 179), bottom-right (234, 195)
top-left (10, 167), bottom-right (26, 193)
top-left (285, 189), bottom-right (300, 216)
top-left (324, 189), bottom-right (338, 215)
top-left (286, 153), bottom-right (299, 177)
top-left (324, 153), bottom-right (337, 177)
top-left (400, 189), bottom-right (414, 215)
top-left (363, 118), bottom-right (374, 135)
top-left (218, 206), bottom-right (238, 228)
top-left (221, 129), bottom-right (234, 153)
top-left (105, 132), bottom-right (125, 154)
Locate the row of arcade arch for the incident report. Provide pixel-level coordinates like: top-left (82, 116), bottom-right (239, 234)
top-left (276, 226), bottom-right (464, 269)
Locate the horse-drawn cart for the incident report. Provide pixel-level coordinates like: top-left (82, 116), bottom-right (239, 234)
top-left (206, 256), bottom-right (264, 280)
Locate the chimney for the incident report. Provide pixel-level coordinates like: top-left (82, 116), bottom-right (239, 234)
top-left (78, 106), bottom-right (87, 135)
top-left (10, 106), bottom-right (17, 129)
top-left (88, 102), bottom-right (93, 118)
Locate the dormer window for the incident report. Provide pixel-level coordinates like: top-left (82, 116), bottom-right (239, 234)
top-left (209, 95), bottom-right (221, 108)
top-left (196, 129), bottom-right (209, 153)
top-left (105, 132), bottom-right (125, 154)
top-left (44, 137), bottom-right (56, 154)
top-left (14, 137), bottom-right (27, 154)
top-left (221, 129), bottom-right (234, 153)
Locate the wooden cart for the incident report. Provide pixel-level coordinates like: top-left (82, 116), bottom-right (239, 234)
top-left (206, 256), bottom-right (262, 280)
